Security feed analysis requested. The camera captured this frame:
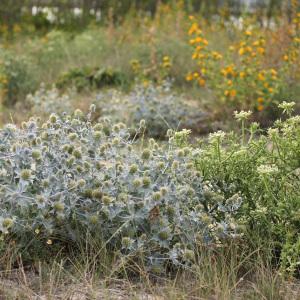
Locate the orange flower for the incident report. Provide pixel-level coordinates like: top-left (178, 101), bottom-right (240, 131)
top-left (257, 104), bottom-right (264, 111)
top-left (257, 47), bottom-right (265, 55)
top-left (198, 78), bottom-right (206, 87)
top-left (230, 89), bottom-right (237, 98)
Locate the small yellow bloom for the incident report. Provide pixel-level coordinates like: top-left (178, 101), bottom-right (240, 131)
top-left (245, 30), bottom-right (252, 36)
top-left (202, 38), bottom-right (209, 46)
top-left (188, 23), bottom-right (200, 35)
top-left (270, 69), bottom-right (277, 76)
top-left (186, 73), bottom-right (193, 81)
top-left (257, 73), bottom-right (265, 81)
top-left (257, 97), bottom-right (264, 103)
top-left (238, 48), bottom-right (245, 56)
top-left (47, 239), bottom-right (53, 245)
top-left (283, 55), bottom-right (289, 61)
top-left (35, 229), bottom-right (40, 234)
top-left (212, 51), bottom-right (222, 60)
top-left (239, 72), bottom-right (246, 78)
top-left (192, 53), bottom-right (198, 60)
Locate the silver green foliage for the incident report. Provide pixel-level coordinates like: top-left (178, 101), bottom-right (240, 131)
top-left (97, 81), bottom-right (208, 138)
top-left (27, 84), bottom-right (72, 116)
top-left (0, 109), bottom-right (240, 269)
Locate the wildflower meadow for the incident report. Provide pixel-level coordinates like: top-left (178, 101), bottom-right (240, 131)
top-left (0, 1), bottom-right (299, 299)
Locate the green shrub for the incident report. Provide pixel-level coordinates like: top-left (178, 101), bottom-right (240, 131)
top-left (0, 50), bottom-right (37, 106)
top-left (195, 104), bottom-right (300, 276)
top-left (0, 108), bottom-right (239, 270)
top-left (56, 66), bottom-right (128, 91)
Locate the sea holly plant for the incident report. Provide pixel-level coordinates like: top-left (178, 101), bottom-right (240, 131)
top-left (26, 84), bottom-right (72, 116)
top-left (97, 80), bottom-right (209, 138)
top-left (0, 107), bottom-right (241, 270)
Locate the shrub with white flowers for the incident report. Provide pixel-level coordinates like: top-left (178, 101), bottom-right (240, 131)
top-left (0, 108), bottom-right (240, 270)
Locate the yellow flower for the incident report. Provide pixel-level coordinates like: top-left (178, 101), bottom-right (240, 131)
top-left (192, 53), bottom-right (198, 60)
top-left (238, 48), bottom-right (245, 56)
top-left (143, 80), bottom-right (150, 87)
top-left (163, 62), bottom-right (171, 68)
top-left (227, 80), bottom-right (233, 86)
top-left (239, 72), bottom-right (246, 78)
top-left (283, 55), bottom-right (289, 61)
top-left (245, 30), bottom-right (252, 36)
top-left (202, 38), bottom-right (209, 46)
top-left (47, 239), bottom-right (53, 245)
top-left (270, 69), bottom-right (277, 76)
top-left (163, 56), bottom-right (170, 62)
top-left (257, 97), bottom-right (264, 103)
top-left (246, 46), bottom-right (253, 52)
top-left (257, 73), bottom-right (265, 81)
top-left (268, 87), bottom-right (274, 94)
top-left (188, 23), bottom-right (200, 35)
top-left (35, 228), bottom-right (40, 234)
top-left (212, 51), bottom-right (222, 60)
top-left (186, 73), bottom-right (193, 81)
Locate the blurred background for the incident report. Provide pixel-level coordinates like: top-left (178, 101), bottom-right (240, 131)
top-left (0, 0), bottom-right (299, 131)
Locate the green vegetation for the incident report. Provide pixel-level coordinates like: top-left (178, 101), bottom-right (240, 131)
top-left (0, 1), bottom-right (299, 299)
